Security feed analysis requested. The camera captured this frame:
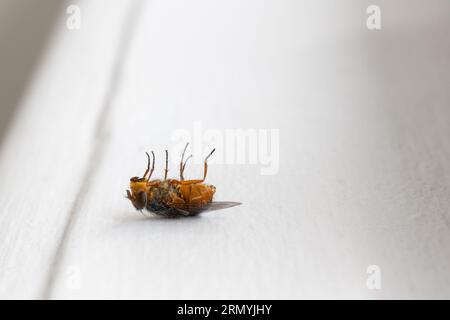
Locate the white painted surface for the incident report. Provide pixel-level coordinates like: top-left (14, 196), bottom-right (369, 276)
top-left (0, 0), bottom-right (134, 299)
top-left (0, 0), bottom-right (450, 299)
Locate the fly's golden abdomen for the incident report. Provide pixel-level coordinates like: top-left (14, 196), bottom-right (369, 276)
top-left (178, 183), bottom-right (216, 206)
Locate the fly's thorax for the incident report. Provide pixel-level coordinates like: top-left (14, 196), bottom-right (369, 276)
top-left (158, 179), bottom-right (181, 195)
top-left (149, 187), bottom-right (163, 201)
top-left (144, 179), bottom-right (171, 204)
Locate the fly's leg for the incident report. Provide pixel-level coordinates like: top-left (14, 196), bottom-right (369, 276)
top-left (179, 148), bottom-right (215, 185)
top-left (202, 148), bottom-right (215, 181)
top-left (179, 142), bottom-right (192, 181)
top-left (164, 150), bottom-right (169, 180)
top-left (142, 152), bottom-right (151, 179)
top-left (181, 155), bottom-right (192, 179)
top-left (179, 143), bottom-right (188, 180)
top-left (144, 151), bottom-right (155, 181)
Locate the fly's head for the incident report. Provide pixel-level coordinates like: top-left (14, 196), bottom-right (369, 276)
top-left (126, 176), bottom-right (148, 210)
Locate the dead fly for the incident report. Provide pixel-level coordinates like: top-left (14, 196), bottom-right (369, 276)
top-left (126, 143), bottom-right (239, 217)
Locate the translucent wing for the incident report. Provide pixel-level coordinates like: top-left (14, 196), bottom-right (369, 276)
top-left (173, 201), bottom-right (242, 215)
top-left (200, 201), bottom-right (242, 212)
top-left (147, 201), bottom-right (242, 217)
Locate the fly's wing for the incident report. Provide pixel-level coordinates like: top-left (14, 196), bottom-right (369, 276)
top-left (147, 202), bottom-right (241, 217)
top-left (174, 201), bottom-right (242, 214)
top-left (201, 201), bottom-right (242, 212)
